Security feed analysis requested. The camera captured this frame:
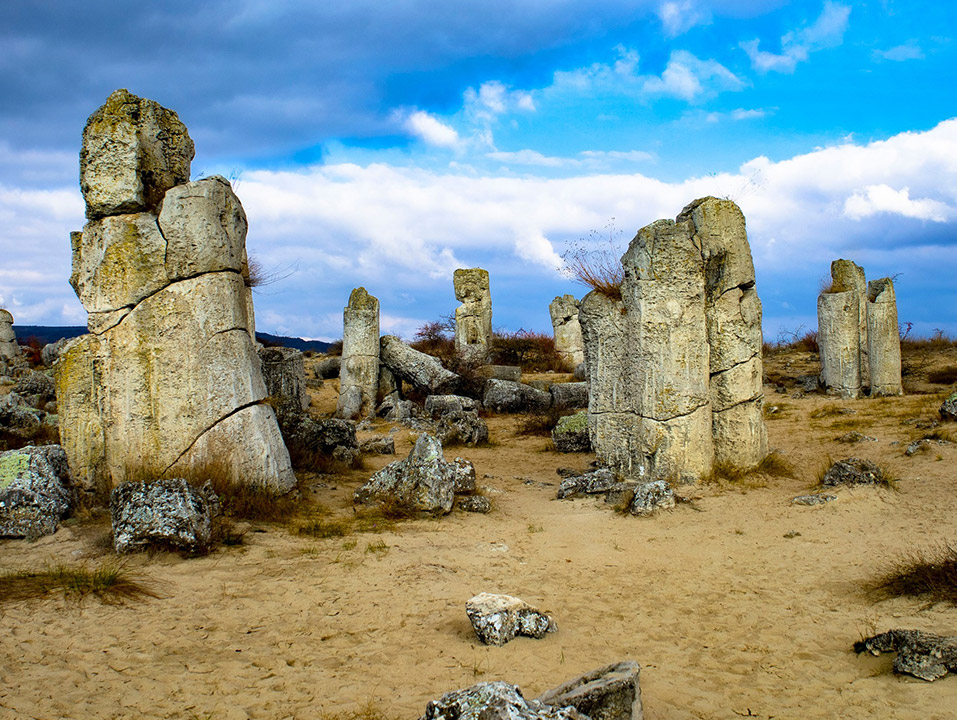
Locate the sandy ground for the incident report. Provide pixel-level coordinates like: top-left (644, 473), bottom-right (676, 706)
top-left (2, 352), bottom-right (957, 720)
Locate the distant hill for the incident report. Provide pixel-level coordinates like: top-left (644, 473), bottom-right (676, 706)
top-left (13, 325), bottom-right (330, 353)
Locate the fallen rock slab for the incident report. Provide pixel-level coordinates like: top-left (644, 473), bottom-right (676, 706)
top-left (380, 335), bottom-right (459, 394)
top-left (855, 629), bottom-right (957, 681)
top-left (550, 382), bottom-right (588, 410)
top-left (790, 494), bottom-right (837, 506)
top-left (466, 592), bottom-right (557, 646)
top-left (422, 682), bottom-right (585, 720)
top-left (820, 457), bottom-right (886, 486)
top-left (557, 468), bottom-right (617, 499)
top-left (484, 379), bottom-right (551, 414)
top-left (537, 661), bottom-right (643, 720)
top-left (0, 445), bottom-right (75, 538)
top-left (111, 478), bottom-right (218, 553)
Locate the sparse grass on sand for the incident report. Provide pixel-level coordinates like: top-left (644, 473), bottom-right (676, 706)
top-left (704, 451), bottom-right (795, 490)
top-left (866, 543), bottom-right (957, 605)
top-left (317, 701), bottom-right (396, 720)
top-left (0, 563), bottom-right (161, 604)
top-left (297, 500), bottom-right (416, 539)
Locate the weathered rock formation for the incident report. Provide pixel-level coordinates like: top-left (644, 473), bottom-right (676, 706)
top-left (337, 287), bottom-right (380, 419)
top-left (0, 445), bottom-right (75, 538)
top-left (856, 629), bottom-right (957, 681)
top-left (465, 593), bottom-right (557, 646)
top-left (818, 260), bottom-right (902, 398)
top-left (56, 89), bottom-right (295, 502)
top-left (380, 335), bottom-right (459, 394)
top-left (259, 346), bottom-right (308, 414)
top-left (0, 309), bottom-right (22, 367)
top-left (536, 661), bottom-right (643, 720)
top-left (454, 268), bottom-right (492, 360)
top-left (423, 682), bottom-right (585, 720)
top-left (865, 278), bottom-right (903, 396)
top-left (111, 478), bottom-right (218, 553)
top-left (549, 295), bottom-right (585, 368)
top-left (579, 197), bottom-right (765, 483)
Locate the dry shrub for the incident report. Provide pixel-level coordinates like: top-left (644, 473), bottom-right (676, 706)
top-left (561, 219), bottom-right (626, 300)
top-left (517, 407), bottom-right (574, 436)
top-left (326, 339), bottom-right (343, 356)
top-left (297, 501), bottom-right (410, 538)
top-left (410, 319), bottom-right (455, 363)
top-left (18, 336), bottom-right (45, 367)
top-left (867, 543), bottom-right (957, 605)
top-left (0, 563), bottom-right (161, 604)
top-left (770, 326), bottom-right (819, 353)
top-left (928, 366), bottom-right (957, 385)
top-left (491, 329), bottom-right (570, 372)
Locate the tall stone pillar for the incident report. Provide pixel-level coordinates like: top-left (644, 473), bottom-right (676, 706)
top-left (0, 309), bottom-right (22, 363)
top-left (866, 278), bottom-right (903, 396)
top-left (818, 290), bottom-right (862, 399)
top-left (549, 294), bottom-right (585, 368)
top-left (679, 198), bottom-right (767, 469)
top-left (830, 259), bottom-right (868, 386)
top-left (337, 287), bottom-right (380, 420)
top-left (56, 89), bottom-right (295, 502)
top-left (453, 268), bottom-right (492, 361)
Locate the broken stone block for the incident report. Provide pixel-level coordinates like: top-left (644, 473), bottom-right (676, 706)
top-left (425, 394), bottom-right (479, 418)
top-left (537, 661), bottom-right (643, 720)
top-left (422, 682), bottom-right (585, 720)
top-left (360, 436), bottom-right (396, 455)
top-left (0, 309), bottom-right (23, 365)
top-left (628, 480), bottom-right (676, 517)
top-left (557, 467), bottom-right (617, 499)
top-left (550, 382), bottom-right (589, 410)
top-left (457, 495), bottom-right (492, 514)
top-left (0, 445), bottom-right (75, 538)
top-left (465, 592), bottom-right (557, 646)
top-left (855, 629), bottom-right (957, 681)
top-left (110, 478), bottom-right (217, 553)
top-left (819, 457), bottom-right (886, 486)
top-left (454, 268), bottom-right (492, 361)
top-left (483, 379), bottom-right (551, 414)
top-left (380, 335), bottom-right (459, 394)
top-left (436, 410), bottom-right (489, 447)
top-left (552, 412), bottom-right (591, 454)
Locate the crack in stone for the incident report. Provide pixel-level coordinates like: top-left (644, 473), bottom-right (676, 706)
top-left (709, 351), bottom-right (760, 378)
top-left (161, 399), bottom-right (265, 476)
top-left (590, 399), bottom-right (710, 423)
top-left (712, 393), bottom-right (763, 413)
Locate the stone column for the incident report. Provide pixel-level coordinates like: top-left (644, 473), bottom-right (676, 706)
top-left (0, 309), bottom-right (22, 362)
top-left (259, 346), bottom-right (309, 413)
top-left (830, 259), bottom-right (868, 386)
top-left (818, 289), bottom-right (862, 399)
top-left (549, 295), bottom-right (585, 368)
top-left (679, 198), bottom-right (767, 469)
top-left (453, 268), bottom-right (492, 361)
top-left (337, 287), bottom-right (380, 420)
top-left (866, 278), bottom-right (903, 396)
top-left (56, 89), bottom-right (295, 501)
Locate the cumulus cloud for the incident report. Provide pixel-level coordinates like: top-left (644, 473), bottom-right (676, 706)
top-left (874, 43), bottom-right (924, 62)
top-left (643, 50), bottom-right (744, 101)
top-left (403, 110), bottom-right (460, 148)
top-left (843, 185), bottom-right (951, 222)
top-left (741, 1), bottom-right (851, 73)
top-left (656, 0), bottom-right (711, 37)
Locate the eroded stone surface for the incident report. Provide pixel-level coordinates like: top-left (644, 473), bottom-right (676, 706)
top-left (0, 445), bottom-right (74, 538)
top-left (259, 346), bottom-right (308, 413)
top-left (550, 295), bottom-right (585, 368)
top-left (422, 682), bottom-right (585, 720)
top-left (111, 478), bottom-right (216, 553)
top-left (465, 593), bottom-right (557, 646)
top-left (484, 379), bottom-right (551, 414)
top-left (454, 268), bottom-right (492, 361)
top-left (855, 630), bottom-right (957, 681)
top-left (338, 287), bottom-right (380, 420)
top-left (820, 457), bottom-right (886, 486)
top-left (380, 335), bottom-right (459, 394)
top-left (866, 278), bottom-right (903, 396)
top-left (941, 392), bottom-right (957, 421)
top-left (537, 661), bottom-right (643, 720)
top-left (0, 309), bottom-right (23, 364)
top-left (552, 412), bottom-right (591, 454)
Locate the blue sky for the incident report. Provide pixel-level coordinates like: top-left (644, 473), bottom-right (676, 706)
top-left (1, 0), bottom-right (955, 341)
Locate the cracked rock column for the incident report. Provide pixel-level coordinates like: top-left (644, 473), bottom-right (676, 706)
top-left (866, 277), bottom-right (903, 396)
top-left (454, 268), bottom-right (492, 361)
top-left (337, 287), bottom-right (380, 419)
top-left (818, 260), bottom-right (865, 399)
top-left (0, 309), bottom-right (23, 366)
top-left (679, 197), bottom-right (767, 469)
top-left (831, 259), bottom-right (869, 387)
top-left (56, 89), bottom-right (295, 501)
top-left (549, 294), bottom-right (585, 368)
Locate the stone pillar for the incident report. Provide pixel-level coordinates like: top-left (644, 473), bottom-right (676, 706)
top-left (866, 278), bottom-right (903, 396)
top-left (259, 346), bottom-right (309, 413)
top-left (0, 309), bottom-right (22, 362)
top-left (549, 295), bottom-right (585, 368)
top-left (56, 89), bottom-right (295, 501)
top-left (337, 287), bottom-right (380, 420)
top-left (678, 198), bottom-right (767, 469)
top-left (581, 217), bottom-right (713, 483)
top-left (453, 268), bottom-right (492, 360)
top-left (830, 259), bottom-right (868, 386)
top-left (818, 290), bottom-right (862, 399)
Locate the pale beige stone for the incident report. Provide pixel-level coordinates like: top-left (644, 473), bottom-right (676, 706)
top-left (818, 290), bottom-right (862, 398)
top-left (866, 278), bottom-right (903, 396)
top-left (337, 287), bottom-right (380, 420)
top-left (0, 308), bottom-right (21, 361)
top-left (549, 294), bottom-right (585, 367)
top-left (454, 268), bottom-right (492, 360)
top-left (830, 259), bottom-right (868, 386)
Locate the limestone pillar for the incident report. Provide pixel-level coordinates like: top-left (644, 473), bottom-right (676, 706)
top-left (453, 268), bottom-right (492, 360)
top-left (549, 295), bottom-right (585, 368)
top-left (337, 287), bottom-right (380, 420)
top-left (830, 259), bottom-right (868, 386)
top-left (866, 278), bottom-right (903, 396)
top-left (678, 198), bottom-right (767, 469)
top-left (818, 290), bottom-right (862, 399)
top-left (0, 309), bottom-right (21, 362)
top-left (56, 89), bottom-right (295, 501)
top-left (259, 346), bottom-right (309, 413)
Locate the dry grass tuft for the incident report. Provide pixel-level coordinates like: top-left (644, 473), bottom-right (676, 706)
top-left (561, 219), bottom-right (626, 300)
top-left (517, 407), bottom-right (573, 437)
top-left (927, 366), bottom-right (957, 385)
top-left (0, 563), bottom-right (161, 604)
top-left (867, 543), bottom-right (957, 605)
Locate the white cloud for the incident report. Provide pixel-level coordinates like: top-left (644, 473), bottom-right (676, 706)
top-left (403, 110), bottom-right (460, 148)
top-left (486, 150), bottom-right (566, 167)
top-left (642, 50), bottom-right (744, 101)
top-left (843, 185), bottom-right (951, 222)
top-left (656, 0), bottom-right (711, 37)
top-left (741, 1), bottom-right (851, 74)
top-left (874, 43), bottom-right (924, 62)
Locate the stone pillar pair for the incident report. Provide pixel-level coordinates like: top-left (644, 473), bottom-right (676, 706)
top-left (817, 259), bottom-right (902, 397)
top-left (579, 197), bottom-right (767, 483)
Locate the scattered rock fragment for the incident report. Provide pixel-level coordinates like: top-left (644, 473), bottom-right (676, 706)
top-left (940, 392), bottom-right (957, 422)
top-left (360, 435), bottom-right (396, 455)
top-left (483, 379), bottom-right (551, 414)
top-left (627, 481), bottom-right (676, 517)
top-left (855, 629), bottom-right (957, 681)
top-left (537, 661), bottom-right (643, 720)
top-left (837, 431), bottom-right (877, 444)
top-left (790, 494), bottom-right (837, 506)
top-left (110, 478), bottom-right (218, 553)
top-left (819, 457), bottom-right (887, 486)
top-left (457, 495), bottom-right (492, 514)
top-left (0, 445), bottom-right (75, 538)
top-left (422, 682), bottom-right (584, 720)
top-left (552, 412), bottom-right (591, 453)
top-left (465, 592), bottom-right (557, 646)
top-left (557, 468), bottom-right (617, 499)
